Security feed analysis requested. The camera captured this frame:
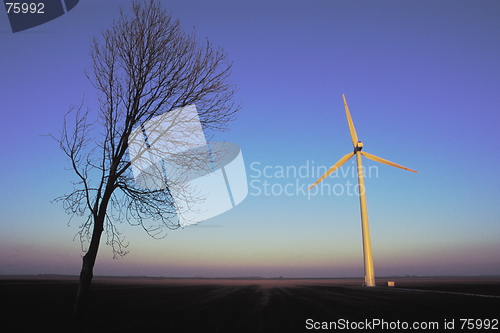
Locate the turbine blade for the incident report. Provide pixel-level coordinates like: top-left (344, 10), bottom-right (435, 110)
top-left (308, 152), bottom-right (355, 190)
top-left (343, 94), bottom-right (359, 148)
top-left (360, 151), bottom-right (418, 173)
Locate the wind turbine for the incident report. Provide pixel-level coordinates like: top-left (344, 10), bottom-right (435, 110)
top-left (309, 94), bottom-right (417, 287)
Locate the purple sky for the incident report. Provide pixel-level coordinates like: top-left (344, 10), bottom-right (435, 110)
top-left (0, 0), bottom-right (499, 278)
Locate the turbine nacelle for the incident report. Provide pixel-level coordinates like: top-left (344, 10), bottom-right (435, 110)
top-left (354, 141), bottom-right (364, 152)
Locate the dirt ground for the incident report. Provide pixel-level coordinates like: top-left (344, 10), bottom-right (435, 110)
top-left (1, 276), bottom-right (499, 332)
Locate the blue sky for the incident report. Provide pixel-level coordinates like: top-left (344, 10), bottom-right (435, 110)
top-left (0, 0), bottom-right (499, 278)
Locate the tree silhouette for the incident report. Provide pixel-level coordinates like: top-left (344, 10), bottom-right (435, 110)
top-left (53, 0), bottom-right (238, 324)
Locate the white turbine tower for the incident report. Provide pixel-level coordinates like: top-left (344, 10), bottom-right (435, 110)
top-left (309, 95), bottom-right (418, 287)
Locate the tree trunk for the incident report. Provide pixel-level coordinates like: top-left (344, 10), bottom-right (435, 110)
top-left (72, 216), bottom-right (104, 327)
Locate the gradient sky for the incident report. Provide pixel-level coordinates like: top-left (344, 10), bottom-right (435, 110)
top-left (0, 0), bottom-right (499, 278)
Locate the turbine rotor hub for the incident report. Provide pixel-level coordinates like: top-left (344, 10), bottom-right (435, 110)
top-left (354, 141), bottom-right (364, 152)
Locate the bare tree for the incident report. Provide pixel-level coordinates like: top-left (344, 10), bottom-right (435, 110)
top-left (53, 0), bottom-right (238, 323)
